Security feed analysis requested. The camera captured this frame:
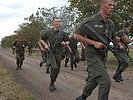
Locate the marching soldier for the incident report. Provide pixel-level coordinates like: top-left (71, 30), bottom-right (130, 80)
top-left (113, 21), bottom-right (132, 82)
top-left (27, 41), bottom-right (33, 56)
top-left (73, 0), bottom-right (116, 100)
top-left (38, 17), bottom-right (69, 91)
top-left (13, 33), bottom-right (28, 70)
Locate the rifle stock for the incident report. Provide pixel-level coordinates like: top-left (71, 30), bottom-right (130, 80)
top-left (84, 24), bottom-right (128, 64)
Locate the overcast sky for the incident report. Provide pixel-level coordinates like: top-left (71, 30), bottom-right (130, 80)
top-left (0, 0), bottom-right (69, 41)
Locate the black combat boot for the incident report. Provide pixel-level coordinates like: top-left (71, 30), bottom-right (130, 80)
top-left (46, 68), bottom-right (50, 74)
top-left (117, 73), bottom-right (123, 81)
top-left (74, 63), bottom-right (77, 68)
top-left (113, 74), bottom-right (121, 82)
top-left (71, 66), bottom-right (73, 71)
top-left (49, 82), bottom-right (56, 91)
top-left (76, 94), bottom-right (87, 100)
top-left (71, 63), bottom-right (73, 71)
top-left (16, 60), bottom-right (19, 70)
top-left (39, 62), bottom-right (43, 67)
top-left (20, 65), bottom-right (22, 70)
top-left (64, 62), bottom-right (68, 67)
top-left (49, 79), bottom-right (56, 91)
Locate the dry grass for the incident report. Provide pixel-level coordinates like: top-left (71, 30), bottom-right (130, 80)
top-left (0, 61), bottom-right (35, 100)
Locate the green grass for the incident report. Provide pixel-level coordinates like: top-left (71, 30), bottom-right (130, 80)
top-left (107, 49), bottom-right (133, 72)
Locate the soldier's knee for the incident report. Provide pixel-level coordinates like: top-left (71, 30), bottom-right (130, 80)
top-left (105, 78), bottom-right (111, 87)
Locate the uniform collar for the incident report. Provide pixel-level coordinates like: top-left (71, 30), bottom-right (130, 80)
top-left (97, 12), bottom-right (109, 23)
top-left (51, 28), bottom-right (59, 33)
top-left (123, 29), bottom-right (129, 35)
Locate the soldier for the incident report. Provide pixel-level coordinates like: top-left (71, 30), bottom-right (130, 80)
top-left (63, 45), bottom-right (71, 67)
top-left (73, 0), bottom-right (116, 100)
top-left (38, 17), bottom-right (69, 91)
top-left (69, 36), bottom-right (80, 70)
top-left (27, 41), bottom-right (33, 56)
top-left (38, 40), bottom-right (50, 74)
top-left (113, 21), bottom-right (132, 82)
top-left (13, 33), bottom-right (28, 70)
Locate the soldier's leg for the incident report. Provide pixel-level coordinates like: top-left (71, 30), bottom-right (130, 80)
top-left (19, 54), bottom-right (25, 70)
top-left (13, 49), bottom-right (15, 54)
top-left (113, 60), bottom-right (122, 82)
top-left (74, 51), bottom-right (80, 68)
top-left (76, 56), bottom-right (111, 100)
top-left (81, 47), bottom-right (85, 61)
top-left (16, 53), bottom-right (20, 70)
top-left (64, 54), bottom-right (69, 67)
top-left (49, 67), bottom-right (61, 91)
top-left (70, 54), bottom-right (74, 70)
top-left (16, 59), bottom-right (19, 70)
top-left (46, 62), bottom-right (50, 74)
top-left (39, 51), bottom-right (46, 67)
top-left (113, 52), bottom-right (129, 82)
top-left (49, 54), bottom-right (62, 91)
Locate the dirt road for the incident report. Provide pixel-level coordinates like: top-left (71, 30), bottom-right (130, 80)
top-left (0, 50), bottom-right (133, 100)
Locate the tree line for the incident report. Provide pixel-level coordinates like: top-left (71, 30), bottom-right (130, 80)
top-left (1, 0), bottom-right (133, 48)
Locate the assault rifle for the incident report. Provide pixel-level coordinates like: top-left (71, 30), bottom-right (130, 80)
top-left (84, 24), bottom-right (128, 64)
top-left (46, 40), bottom-right (58, 69)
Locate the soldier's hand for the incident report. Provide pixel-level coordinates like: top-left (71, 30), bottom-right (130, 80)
top-left (61, 41), bottom-right (66, 46)
top-left (44, 44), bottom-right (49, 50)
top-left (118, 43), bottom-right (124, 49)
top-left (40, 47), bottom-right (45, 52)
top-left (93, 41), bottom-right (105, 49)
top-left (12, 46), bottom-right (15, 49)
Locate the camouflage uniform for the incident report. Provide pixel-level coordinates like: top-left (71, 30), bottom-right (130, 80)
top-left (27, 42), bottom-right (33, 56)
top-left (63, 46), bottom-right (71, 67)
top-left (113, 29), bottom-right (130, 82)
top-left (13, 39), bottom-right (28, 70)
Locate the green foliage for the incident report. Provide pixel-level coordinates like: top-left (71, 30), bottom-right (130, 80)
top-left (69, 0), bottom-right (133, 32)
top-left (1, 35), bottom-right (16, 48)
top-left (1, 6), bottom-right (79, 47)
top-left (2, 0), bottom-right (133, 47)
top-left (37, 6), bottom-right (79, 33)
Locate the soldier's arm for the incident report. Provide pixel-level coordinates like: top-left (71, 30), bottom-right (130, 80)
top-left (38, 39), bottom-right (48, 51)
top-left (73, 33), bottom-right (105, 49)
top-left (12, 40), bottom-right (17, 47)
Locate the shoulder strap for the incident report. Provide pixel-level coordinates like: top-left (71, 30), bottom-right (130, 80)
top-left (52, 29), bottom-right (61, 49)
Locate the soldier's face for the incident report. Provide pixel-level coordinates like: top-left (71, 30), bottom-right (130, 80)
top-left (18, 35), bottom-right (23, 40)
top-left (52, 18), bottom-right (61, 29)
top-left (102, 0), bottom-right (114, 16)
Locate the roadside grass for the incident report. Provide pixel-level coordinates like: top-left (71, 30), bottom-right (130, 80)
top-left (107, 49), bottom-right (133, 73)
top-left (0, 60), bottom-right (35, 100)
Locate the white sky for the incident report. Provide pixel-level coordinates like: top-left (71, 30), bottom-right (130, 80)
top-left (0, 0), bottom-right (69, 41)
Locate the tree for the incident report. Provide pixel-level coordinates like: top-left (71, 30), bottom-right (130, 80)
top-left (1, 6), bottom-right (79, 48)
top-left (69, 0), bottom-right (133, 32)
top-left (1, 35), bottom-right (16, 48)
top-left (37, 6), bottom-right (79, 33)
